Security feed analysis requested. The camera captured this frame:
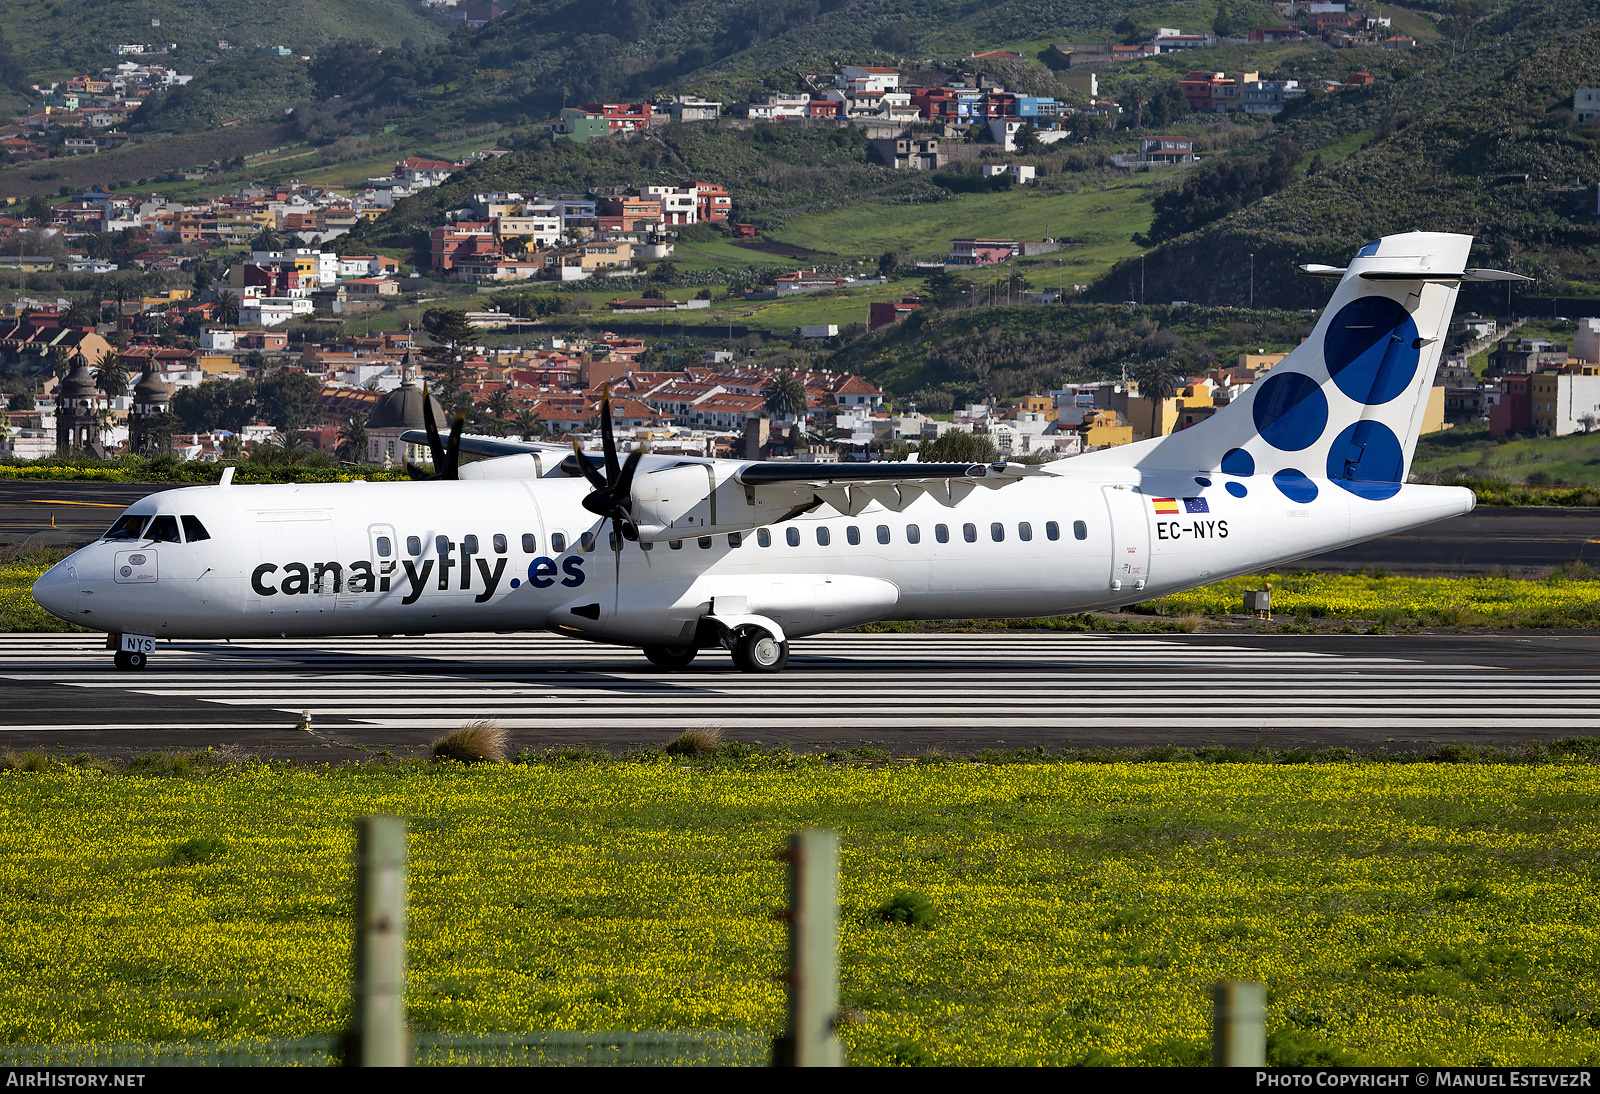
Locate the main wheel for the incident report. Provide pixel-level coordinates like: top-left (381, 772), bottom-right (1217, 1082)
top-left (113, 649), bottom-right (147, 671)
top-left (643, 644), bottom-right (698, 670)
top-left (732, 629), bottom-right (788, 674)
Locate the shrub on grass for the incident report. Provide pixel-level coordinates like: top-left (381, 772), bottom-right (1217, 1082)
top-left (431, 720), bottom-right (508, 764)
top-left (1268, 1028), bottom-right (1354, 1066)
top-left (167, 836), bottom-right (227, 866)
top-left (875, 889), bottom-right (937, 929)
top-left (665, 726), bottom-right (722, 757)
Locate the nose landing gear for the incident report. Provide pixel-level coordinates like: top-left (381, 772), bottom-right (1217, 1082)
top-left (113, 649), bottom-right (148, 671)
top-left (107, 633), bottom-right (154, 671)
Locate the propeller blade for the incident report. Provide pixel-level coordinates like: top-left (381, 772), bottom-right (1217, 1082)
top-left (443, 412), bottom-right (465, 479)
top-left (403, 459), bottom-right (430, 481)
top-left (421, 392), bottom-right (445, 471)
top-left (614, 447), bottom-right (644, 501)
top-left (571, 439), bottom-right (609, 491)
top-left (599, 387), bottom-right (619, 482)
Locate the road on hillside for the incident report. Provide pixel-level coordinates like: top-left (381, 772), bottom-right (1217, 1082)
top-left (2, 480), bottom-right (1595, 573)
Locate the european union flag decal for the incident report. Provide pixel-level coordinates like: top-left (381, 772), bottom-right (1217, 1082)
top-left (1183, 497), bottom-right (1210, 513)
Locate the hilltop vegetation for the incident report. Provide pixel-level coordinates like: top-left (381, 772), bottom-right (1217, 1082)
top-left (1093, 0), bottom-right (1600, 309)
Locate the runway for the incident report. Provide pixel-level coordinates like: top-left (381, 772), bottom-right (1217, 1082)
top-left (1, 631), bottom-right (1596, 758)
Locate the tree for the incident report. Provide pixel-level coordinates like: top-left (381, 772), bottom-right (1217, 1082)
top-left (93, 350), bottom-right (128, 400)
top-left (650, 259), bottom-right (680, 283)
top-left (336, 415), bottom-right (369, 462)
top-left (1440, 0), bottom-right (1486, 58)
top-left (919, 430), bottom-right (1000, 464)
top-left (762, 370), bottom-right (809, 421)
top-left (1213, 0), bottom-right (1236, 38)
top-left (215, 291), bottom-right (240, 326)
top-left (486, 388), bottom-right (513, 422)
top-left (1120, 86), bottom-right (1147, 130)
top-left (878, 250), bottom-right (898, 278)
top-left (1014, 122), bottom-right (1041, 155)
top-left (512, 407), bottom-right (542, 440)
top-left (256, 369), bottom-right (320, 433)
top-left (1133, 360), bottom-right (1179, 438)
top-left (62, 300), bottom-right (96, 329)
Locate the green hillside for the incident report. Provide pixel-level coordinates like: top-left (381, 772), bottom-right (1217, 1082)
top-left (1087, 0), bottom-right (1600, 310)
top-left (1414, 424), bottom-right (1600, 488)
top-left (0, 0), bottom-right (448, 82)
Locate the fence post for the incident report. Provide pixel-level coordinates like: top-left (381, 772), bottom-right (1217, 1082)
top-left (774, 829), bottom-right (842, 1067)
top-left (1212, 981), bottom-right (1266, 1067)
top-left (350, 815), bottom-right (409, 1067)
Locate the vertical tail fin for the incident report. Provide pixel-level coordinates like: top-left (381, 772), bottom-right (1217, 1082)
top-left (1080, 231), bottom-right (1471, 502)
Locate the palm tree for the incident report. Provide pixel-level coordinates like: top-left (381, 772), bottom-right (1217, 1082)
top-left (215, 290), bottom-right (240, 327)
top-left (1133, 360), bottom-right (1179, 439)
top-left (762, 370), bottom-right (809, 423)
top-left (486, 388), bottom-right (513, 422)
top-left (62, 300), bottom-right (96, 329)
top-left (93, 350), bottom-right (128, 400)
top-left (336, 415), bottom-right (368, 463)
top-left (512, 407), bottom-right (542, 441)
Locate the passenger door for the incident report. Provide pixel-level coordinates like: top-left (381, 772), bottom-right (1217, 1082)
top-left (1101, 485), bottom-right (1151, 594)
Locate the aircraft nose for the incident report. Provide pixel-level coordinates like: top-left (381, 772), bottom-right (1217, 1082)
top-left (31, 563), bottom-right (79, 622)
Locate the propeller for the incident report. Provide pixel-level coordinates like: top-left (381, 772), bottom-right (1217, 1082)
top-left (406, 393), bottom-right (466, 481)
top-left (573, 387), bottom-right (645, 546)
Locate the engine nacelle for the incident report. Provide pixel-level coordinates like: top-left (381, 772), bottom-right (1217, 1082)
top-left (631, 463), bottom-right (812, 542)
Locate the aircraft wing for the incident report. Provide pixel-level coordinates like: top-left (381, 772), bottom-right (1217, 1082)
top-left (729, 459), bottom-right (1048, 517)
top-left (399, 431), bottom-right (571, 459)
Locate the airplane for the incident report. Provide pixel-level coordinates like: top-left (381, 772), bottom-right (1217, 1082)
top-left (31, 231), bottom-right (1530, 674)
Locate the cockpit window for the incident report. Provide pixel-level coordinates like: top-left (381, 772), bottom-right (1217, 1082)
top-left (181, 516), bottom-right (210, 542)
top-left (103, 514), bottom-right (149, 541)
top-left (145, 515), bottom-right (181, 543)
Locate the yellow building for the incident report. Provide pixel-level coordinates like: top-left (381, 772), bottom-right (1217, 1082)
top-left (1236, 352), bottom-right (1286, 375)
top-left (139, 289), bottom-right (191, 310)
top-left (1080, 409), bottom-right (1133, 448)
top-left (1012, 394), bottom-right (1057, 421)
top-left (1127, 379), bottom-right (1216, 440)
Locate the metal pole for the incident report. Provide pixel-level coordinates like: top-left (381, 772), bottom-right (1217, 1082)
top-left (1212, 981), bottom-right (1266, 1067)
top-left (775, 829), bottom-right (842, 1067)
top-left (350, 816), bottom-right (408, 1067)
top-left (1249, 252), bottom-right (1255, 309)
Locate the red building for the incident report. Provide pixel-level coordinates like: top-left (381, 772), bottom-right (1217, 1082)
top-left (429, 222), bottom-right (499, 272)
top-left (869, 296), bottom-right (923, 332)
top-left (694, 182), bottom-right (731, 222)
top-left (579, 103), bottom-right (651, 132)
top-left (1489, 374), bottom-right (1532, 437)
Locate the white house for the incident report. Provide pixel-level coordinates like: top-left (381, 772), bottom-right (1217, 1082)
top-left (199, 329), bottom-right (236, 351)
top-left (837, 66), bottom-right (901, 93)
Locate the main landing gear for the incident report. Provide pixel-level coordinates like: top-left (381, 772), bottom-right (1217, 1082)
top-left (640, 616), bottom-right (790, 674)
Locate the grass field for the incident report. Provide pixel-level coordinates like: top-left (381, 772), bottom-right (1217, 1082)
top-left (769, 180), bottom-right (1156, 283)
top-left (0, 758), bottom-right (1597, 1065)
top-left (1414, 423), bottom-right (1600, 489)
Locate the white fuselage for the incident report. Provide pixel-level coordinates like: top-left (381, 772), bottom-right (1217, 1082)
top-left (32, 465), bottom-right (1473, 647)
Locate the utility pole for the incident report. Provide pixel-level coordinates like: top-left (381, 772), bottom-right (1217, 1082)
top-left (1140, 252), bottom-right (1146, 306)
top-left (1212, 981), bottom-right (1266, 1067)
top-left (774, 830), bottom-right (842, 1067)
top-left (350, 816), bottom-right (408, 1067)
top-left (1249, 252), bottom-right (1255, 309)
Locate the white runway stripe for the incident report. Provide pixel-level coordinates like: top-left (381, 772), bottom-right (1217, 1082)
top-left (0, 633), bottom-right (1590, 736)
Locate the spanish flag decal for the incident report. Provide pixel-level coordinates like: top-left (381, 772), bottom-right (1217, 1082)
top-left (1152, 497), bottom-right (1179, 514)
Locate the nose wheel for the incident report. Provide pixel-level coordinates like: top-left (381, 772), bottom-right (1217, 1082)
top-left (113, 649), bottom-right (148, 671)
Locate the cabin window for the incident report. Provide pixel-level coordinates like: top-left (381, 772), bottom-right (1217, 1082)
top-left (181, 516), bottom-right (211, 542)
top-left (757, 528), bottom-right (771, 547)
top-left (1074, 520), bottom-right (1088, 541)
top-left (906, 524), bottom-right (921, 545)
top-left (608, 532), bottom-right (619, 551)
top-left (787, 528), bottom-right (800, 547)
top-left (406, 536), bottom-right (421, 556)
top-left (990, 522), bottom-right (1005, 543)
top-left (463, 534), bottom-right (479, 554)
top-left (376, 536), bottom-right (392, 558)
top-left (876, 525), bottom-right (890, 545)
top-left (728, 532), bottom-right (742, 548)
top-left (846, 525), bottom-right (861, 546)
top-left (436, 535), bottom-right (451, 556)
top-left (494, 534), bottom-right (508, 553)
top-left (146, 515), bottom-right (181, 543)
top-left (698, 536), bottom-right (712, 549)
top-left (963, 523), bottom-right (977, 543)
top-left (1045, 521), bottom-right (1060, 542)
top-left (580, 532), bottom-right (596, 552)
top-left (669, 539), bottom-right (683, 550)
top-left (103, 514), bottom-right (148, 541)
top-left (816, 527), bottom-right (831, 547)
top-left (551, 532), bottom-right (567, 552)
top-left (935, 524), bottom-right (949, 544)
top-left (521, 533), bottom-right (535, 553)
top-left (1018, 521), bottom-right (1032, 542)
